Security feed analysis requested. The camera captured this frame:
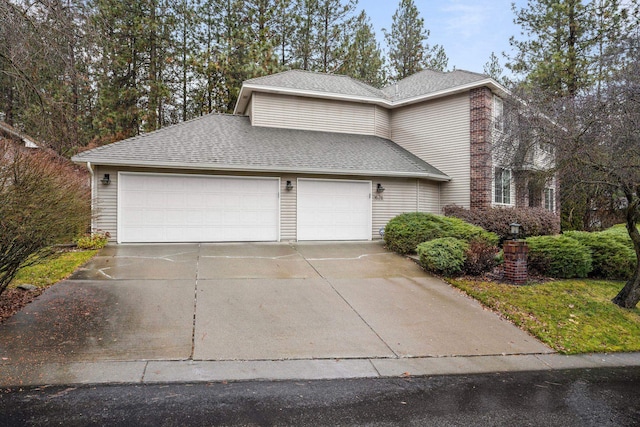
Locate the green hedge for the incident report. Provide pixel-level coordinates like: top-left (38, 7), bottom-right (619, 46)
top-left (564, 230), bottom-right (635, 280)
top-left (384, 212), bottom-right (499, 255)
top-left (417, 238), bottom-right (468, 276)
top-left (526, 235), bottom-right (592, 278)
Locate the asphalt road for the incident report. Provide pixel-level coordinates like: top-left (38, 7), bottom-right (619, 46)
top-left (1, 367), bottom-right (639, 426)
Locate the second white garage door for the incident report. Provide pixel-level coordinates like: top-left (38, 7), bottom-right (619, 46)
top-left (118, 173), bottom-right (279, 243)
top-left (297, 179), bottom-right (372, 241)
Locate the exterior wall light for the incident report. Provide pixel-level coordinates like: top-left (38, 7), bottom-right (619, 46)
top-left (101, 174), bottom-right (111, 185)
top-left (285, 180), bottom-right (294, 191)
top-left (510, 222), bottom-right (521, 240)
top-left (376, 183), bottom-right (385, 193)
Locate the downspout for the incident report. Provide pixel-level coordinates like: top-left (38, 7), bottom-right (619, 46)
top-left (85, 162), bottom-right (95, 232)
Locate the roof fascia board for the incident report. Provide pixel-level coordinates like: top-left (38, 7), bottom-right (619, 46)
top-left (71, 158), bottom-right (451, 181)
top-left (235, 79), bottom-right (510, 114)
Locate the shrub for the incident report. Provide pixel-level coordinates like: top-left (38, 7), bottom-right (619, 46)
top-left (417, 238), bottom-right (468, 276)
top-left (600, 223), bottom-right (638, 251)
top-left (564, 230), bottom-right (635, 280)
top-left (76, 231), bottom-right (110, 250)
top-left (384, 212), bottom-right (499, 255)
top-left (463, 240), bottom-right (500, 276)
top-left (1, 142), bottom-right (90, 296)
top-left (444, 205), bottom-right (560, 241)
top-left (526, 235), bottom-right (592, 278)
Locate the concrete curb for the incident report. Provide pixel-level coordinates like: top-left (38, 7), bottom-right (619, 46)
top-left (3, 352), bottom-right (640, 387)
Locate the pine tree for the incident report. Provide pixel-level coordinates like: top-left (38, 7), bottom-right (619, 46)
top-left (483, 52), bottom-right (505, 83)
top-left (293, 0), bottom-right (319, 70)
top-left (383, 0), bottom-right (448, 81)
top-left (338, 11), bottom-right (386, 87)
top-left (315, 0), bottom-right (357, 73)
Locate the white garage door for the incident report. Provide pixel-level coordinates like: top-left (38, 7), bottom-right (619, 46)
top-left (297, 179), bottom-right (371, 241)
top-left (118, 173), bottom-right (279, 243)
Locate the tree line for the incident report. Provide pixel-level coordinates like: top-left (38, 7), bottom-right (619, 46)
top-left (0, 0), bottom-right (448, 155)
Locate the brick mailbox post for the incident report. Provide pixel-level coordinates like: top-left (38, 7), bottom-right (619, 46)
top-left (504, 223), bottom-right (528, 284)
top-left (503, 240), bottom-right (528, 284)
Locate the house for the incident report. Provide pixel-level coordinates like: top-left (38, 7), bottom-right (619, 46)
top-left (71, 69), bottom-right (557, 244)
top-left (0, 121), bottom-right (40, 149)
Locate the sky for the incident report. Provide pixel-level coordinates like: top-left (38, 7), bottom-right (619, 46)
top-left (356, 0), bottom-right (528, 74)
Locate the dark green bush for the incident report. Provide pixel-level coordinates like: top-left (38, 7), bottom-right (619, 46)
top-left (564, 230), bottom-right (635, 280)
top-left (526, 235), bottom-right (592, 278)
top-left (600, 224), bottom-right (637, 251)
top-left (444, 205), bottom-right (560, 241)
top-left (384, 212), bottom-right (499, 255)
top-left (417, 238), bottom-right (468, 276)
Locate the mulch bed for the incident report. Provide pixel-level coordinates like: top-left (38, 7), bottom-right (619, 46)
top-left (0, 288), bottom-right (44, 323)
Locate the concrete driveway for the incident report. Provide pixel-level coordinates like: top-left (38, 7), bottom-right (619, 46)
top-left (0, 242), bottom-right (551, 366)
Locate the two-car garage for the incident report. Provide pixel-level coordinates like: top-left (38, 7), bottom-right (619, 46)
top-left (117, 173), bottom-right (372, 243)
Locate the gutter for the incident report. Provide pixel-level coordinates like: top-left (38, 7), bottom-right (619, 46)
top-left (72, 159), bottom-right (451, 182)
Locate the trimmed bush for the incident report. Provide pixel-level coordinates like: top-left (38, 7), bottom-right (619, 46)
top-left (564, 230), bottom-right (635, 280)
top-left (600, 224), bottom-right (638, 251)
top-left (526, 235), bottom-right (592, 278)
top-left (463, 240), bottom-right (500, 276)
top-left (417, 238), bottom-right (468, 276)
top-left (384, 212), bottom-right (499, 255)
top-left (444, 205), bottom-right (560, 241)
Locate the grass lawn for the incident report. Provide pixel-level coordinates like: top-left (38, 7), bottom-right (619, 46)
top-left (9, 250), bottom-right (98, 288)
top-left (448, 278), bottom-right (640, 354)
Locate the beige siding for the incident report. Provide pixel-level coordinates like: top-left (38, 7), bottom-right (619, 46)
top-left (418, 179), bottom-right (441, 214)
top-left (280, 174), bottom-right (297, 241)
top-left (371, 178), bottom-right (417, 237)
top-left (251, 92), bottom-right (376, 135)
top-left (391, 94), bottom-right (471, 208)
top-left (374, 106), bottom-right (391, 139)
top-left (92, 167), bottom-right (443, 242)
top-left (94, 165), bottom-right (119, 240)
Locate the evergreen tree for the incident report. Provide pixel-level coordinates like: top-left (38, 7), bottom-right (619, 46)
top-left (293, 0), bottom-right (319, 70)
top-left (315, 0), bottom-right (357, 73)
top-left (272, 0), bottom-right (296, 67)
top-left (383, 0), bottom-right (448, 80)
top-left (338, 10), bottom-right (386, 87)
top-left (483, 51), bottom-right (505, 83)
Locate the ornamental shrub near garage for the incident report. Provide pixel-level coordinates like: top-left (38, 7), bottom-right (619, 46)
top-left (564, 230), bottom-right (635, 280)
top-left (443, 205), bottom-right (560, 241)
top-left (417, 238), bottom-right (468, 276)
top-left (384, 212), bottom-right (499, 255)
top-left (526, 235), bottom-right (592, 278)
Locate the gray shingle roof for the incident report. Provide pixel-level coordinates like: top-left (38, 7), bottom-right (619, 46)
top-left (72, 114), bottom-right (449, 180)
top-left (382, 69), bottom-right (490, 101)
top-left (245, 70), bottom-right (387, 100)
top-left (242, 69), bottom-right (492, 103)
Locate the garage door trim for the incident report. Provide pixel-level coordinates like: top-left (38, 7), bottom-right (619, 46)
top-left (117, 171), bottom-right (280, 243)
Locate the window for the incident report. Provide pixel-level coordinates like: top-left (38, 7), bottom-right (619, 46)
top-left (494, 167), bottom-right (511, 205)
top-left (544, 187), bottom-right (555, 212)
top-left (493, 95), bottom-right (504, 132)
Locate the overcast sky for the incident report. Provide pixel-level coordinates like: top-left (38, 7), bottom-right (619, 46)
top-left (357, 0), bottom-right (528, 74)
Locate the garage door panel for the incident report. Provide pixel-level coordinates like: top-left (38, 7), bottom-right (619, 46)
top-left (119, 174), bottom-right (279, 243)
top-left (297, 179), bottom-right (371, 241)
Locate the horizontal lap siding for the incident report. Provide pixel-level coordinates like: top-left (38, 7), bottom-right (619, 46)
top-left (280, 174), bottom-right (297, 241)
top-left (418, 180), bottom-right (441, 214)
top-left (374, 106), bottom-right (391, 139)
top-left (371, 178), bottom-right (419, 238)
top-left (252, 92), bottom-right (376, 135)
top-left (391, 94), bottom-right (471, 208)
top-left (94, 165), bottom-right (118, 241)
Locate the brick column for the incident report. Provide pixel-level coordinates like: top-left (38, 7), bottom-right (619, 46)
top-left (503, 240), bottom-right (528, 284)
top-left (470, 87), bottom-right (493, 210)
